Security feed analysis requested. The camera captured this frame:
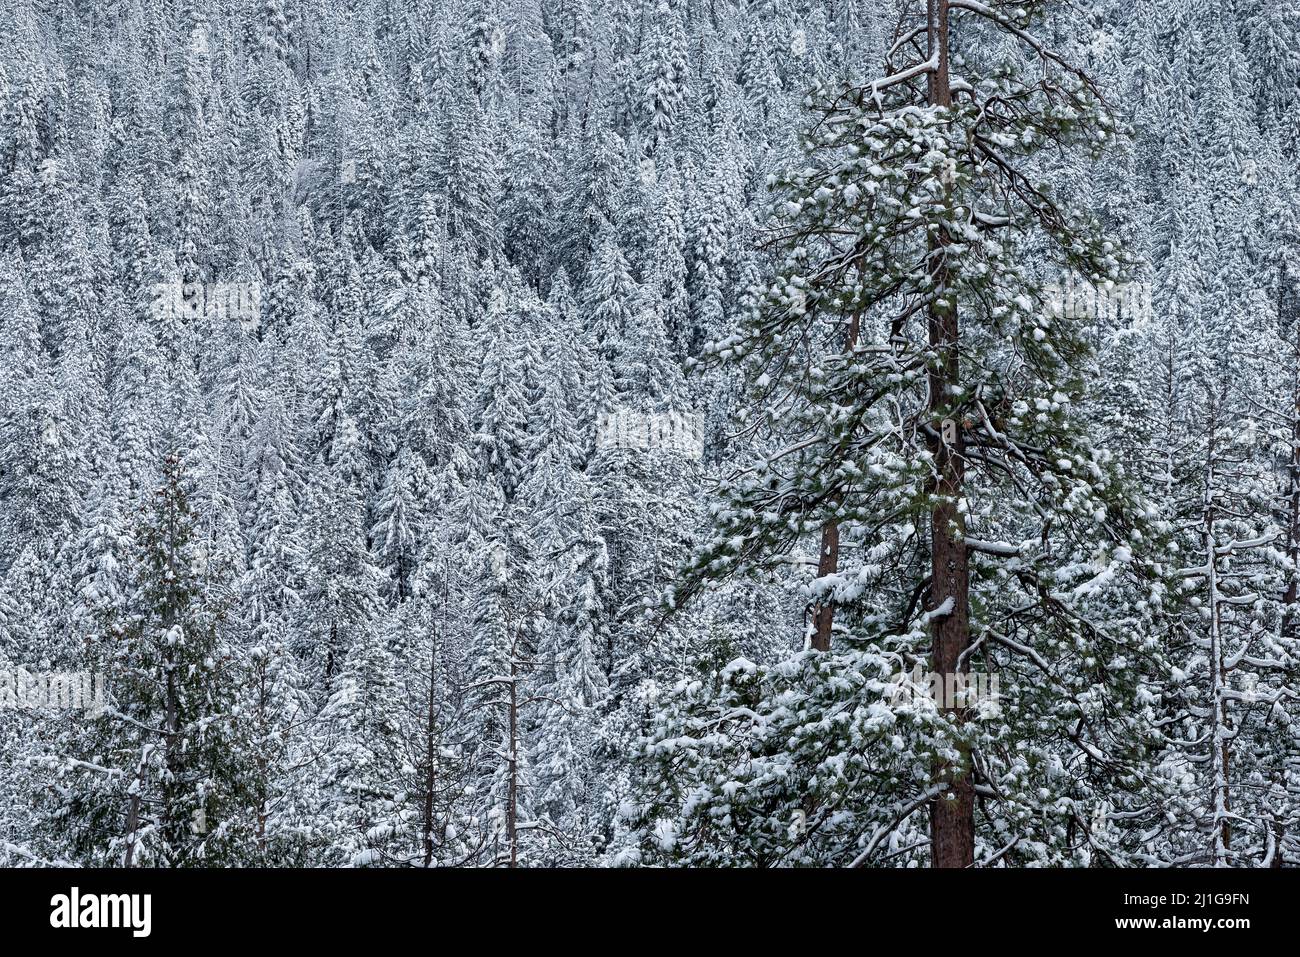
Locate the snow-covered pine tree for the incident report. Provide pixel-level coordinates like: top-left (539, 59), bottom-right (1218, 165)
top-left (633, 0), bottom-right (1172, 868)
top-left (37, 451), bottom-right (254, 866)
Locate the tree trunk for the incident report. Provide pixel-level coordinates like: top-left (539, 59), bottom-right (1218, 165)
top-left (324, 622), bottom-right (338, 696)
top-left (507, 645), bottom-right (519, 868)
top-left (1204, 425), bottom-right (1232, 866)
top-left (421, 639), bottom-right (439, 868)
top-left (1283, 329), bottom-right (1300, 639)
top-left (424, 563), bottom-right (455, 866)
top-left (925, 0), bottom-right (975, 870)
top-left (811, 521), bottom-right (839, 650)
top-left (811, 312), bottom-right (862, 651)
top-left (123, 794), bottom-right (140, 867)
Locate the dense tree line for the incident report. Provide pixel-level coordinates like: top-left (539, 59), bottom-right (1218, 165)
top-left (0, 0), bottom-right (1298, 867)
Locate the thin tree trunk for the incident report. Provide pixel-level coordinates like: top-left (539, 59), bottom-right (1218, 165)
top-left (421, 637), bottom-right (440, 868)
top-left (507, 643), bottom-right (519, 868)
top-left (811, 312), bottom-right (862, 650)
top-left (324, 622), bottom-right (338, 696)
top-left (162, 548), bottom-right (182, 864)
top-left (925, 0), bottom-right (974, 870)
top-left (123, 798), bottom-right (139, 867)
top-left (1283, 323), bottom-right (1300, 638)
top-left (811, 508), bottom-right (840, 651)
top-left (256, 673), bottom-right (269, 852)
top-left (1204, 422), bottom-right (1232, 866)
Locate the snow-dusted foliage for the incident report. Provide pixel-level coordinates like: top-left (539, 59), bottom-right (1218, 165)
top-left (0, 0), bottom-right (1298, 868)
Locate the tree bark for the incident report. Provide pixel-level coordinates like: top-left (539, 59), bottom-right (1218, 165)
top-left (422, 637), bottom-right (440, 868)
top-left (925, 0), bottom-right (975, 870)
top-left (507, 643), bottom-right (519, 868)
top-left (810, 312), bottom-right (862, 651)
top-left (811, 522), bottom-right (839, 650)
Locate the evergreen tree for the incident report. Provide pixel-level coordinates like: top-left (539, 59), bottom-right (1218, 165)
top-left (39, 452), bottom-right (253, 866)
top-left (634, 0), bottom-right (1173, 868)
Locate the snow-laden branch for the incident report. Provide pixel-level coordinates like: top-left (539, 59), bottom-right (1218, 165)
top-left (949, 0), bottom-right (1098, 93)
top-left (965, 537), bottom-right (1021, 557)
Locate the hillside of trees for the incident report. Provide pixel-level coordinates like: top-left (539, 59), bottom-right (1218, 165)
top-left (1, 0), bottom-right (1299, 867)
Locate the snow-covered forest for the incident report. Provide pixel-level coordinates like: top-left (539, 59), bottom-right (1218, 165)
top-left (0, 0), bottom-right (1298, 868)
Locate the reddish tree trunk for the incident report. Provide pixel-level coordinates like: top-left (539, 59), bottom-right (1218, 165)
top-left (811, 522), bottom-right (839, 650)
top-left (811, 313), bottom-right (862, 651)
top-left (926, 0), bottom-right (975, 869)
